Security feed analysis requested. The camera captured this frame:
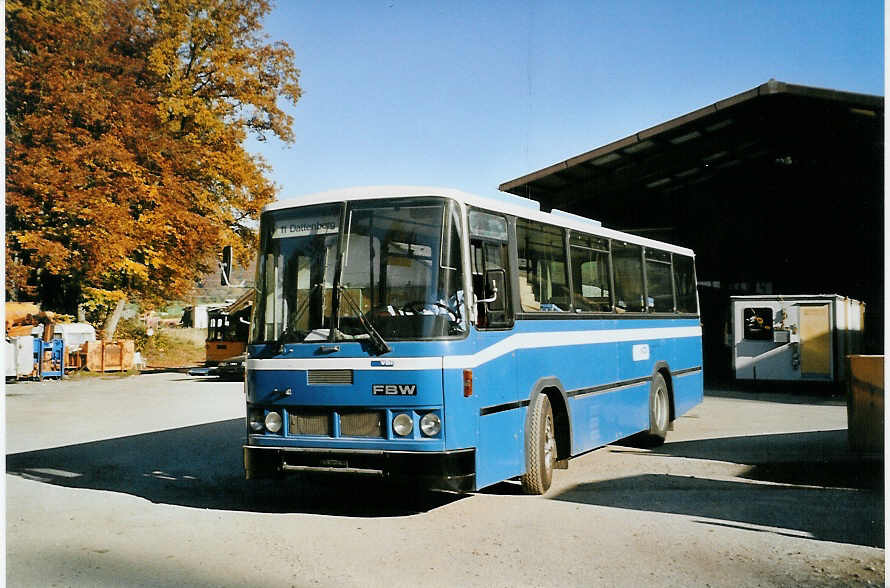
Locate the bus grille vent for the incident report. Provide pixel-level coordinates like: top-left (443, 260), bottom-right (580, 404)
top-left (289, 411), bottom-right (330, 436)
top-left (307, 369), bottom-right (354, 385)
top-left (340, 410), bottom-right (384, 438)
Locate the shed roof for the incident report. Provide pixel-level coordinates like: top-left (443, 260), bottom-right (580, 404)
top-left (498, 80), bottom-right (882, 208)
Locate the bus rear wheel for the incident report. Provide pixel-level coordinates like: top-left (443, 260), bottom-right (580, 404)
top-left (644, 373), bottom-right (670, 447)
top-left (521, 393), bottom-right (556, 495)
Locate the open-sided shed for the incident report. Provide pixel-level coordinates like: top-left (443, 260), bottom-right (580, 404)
top-left (500, 80), bottom-right (883, 378)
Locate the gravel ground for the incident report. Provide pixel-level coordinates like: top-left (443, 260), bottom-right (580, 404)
top-left (4, 372), bottom-right (885, 587)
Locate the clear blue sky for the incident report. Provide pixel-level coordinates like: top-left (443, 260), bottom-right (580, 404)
top-left (247, 0), bottom-right (884, 202)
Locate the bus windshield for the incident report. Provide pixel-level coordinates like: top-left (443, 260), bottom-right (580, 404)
top-left (251, 197), bottom-right (466, 345)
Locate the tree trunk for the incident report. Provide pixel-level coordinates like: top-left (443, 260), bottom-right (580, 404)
top-left (102, 298), bottom-right (126, 340)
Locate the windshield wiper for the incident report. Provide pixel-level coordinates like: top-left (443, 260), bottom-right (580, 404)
top-left (335, 285), bottom-right (392, 355)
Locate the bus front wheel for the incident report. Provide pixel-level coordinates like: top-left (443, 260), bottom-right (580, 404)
top-left (521, 393), bottom-right (555, 495)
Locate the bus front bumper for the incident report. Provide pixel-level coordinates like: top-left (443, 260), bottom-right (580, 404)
top-left (243, 445), bottom-right (476, 492)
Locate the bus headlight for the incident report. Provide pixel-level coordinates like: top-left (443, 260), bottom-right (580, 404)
top-left (420, 412), bottom-right (441, 437)
top-left (393, 413), bottom-right (413, 436)
top-left (265, 411), bottom-right (283, 433)
top-left (248, 409), bottom-right (265, 432)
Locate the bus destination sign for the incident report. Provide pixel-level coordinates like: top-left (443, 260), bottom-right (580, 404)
top-left (272, 217), bottom-right (338, 239)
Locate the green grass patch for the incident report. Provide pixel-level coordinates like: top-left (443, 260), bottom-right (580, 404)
top-left (142, 330), bottom-right (204, 368)
top-left (114, 318), bottom-right (204, 368)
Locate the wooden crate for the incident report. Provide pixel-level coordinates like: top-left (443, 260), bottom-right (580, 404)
top-left (83, 340), bottom-right (135, 372)
top-left (847, 355), bottom-right (884, 454)
top-left (67, 350), bottom-right (86, 370)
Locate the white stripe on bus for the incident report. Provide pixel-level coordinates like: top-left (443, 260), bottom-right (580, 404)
top-left (443, 325), bottom-right (701, 369)
top-left (247, 325), bottom-right (701, 371)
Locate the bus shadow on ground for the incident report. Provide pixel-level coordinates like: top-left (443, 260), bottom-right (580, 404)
top-left (5, 419), bottom-right (464, 517)
top-left (552, 430), bottom-right (883, 548)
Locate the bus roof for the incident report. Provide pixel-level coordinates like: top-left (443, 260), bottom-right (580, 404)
top-left (265, 186), bottom-right (695, 257)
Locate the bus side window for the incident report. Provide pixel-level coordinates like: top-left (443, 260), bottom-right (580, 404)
top-left (470, 239), bottom-right (513, 329)
top-left (645, 248), bottom-right (674, 313)
top-left (516, 219), bottom-right (569, 312)
top-left (673, 255), bottom-right (698, 314)
top-left (468, 209), bottom-right (513, 329)
top-left (612, 241), bottom-right (645, 313)
top-left (569, 232), bottom-right (612, 312)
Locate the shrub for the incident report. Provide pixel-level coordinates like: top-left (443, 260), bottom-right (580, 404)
top-left (115, 318), bottom-right (150, 351)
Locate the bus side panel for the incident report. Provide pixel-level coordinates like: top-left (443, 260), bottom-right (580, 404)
top-left (670, 328), bottom-right (704, 371)
top-left (616, 383), bottom-right (650, 439)
top-left (513, 320), bottom-right (620, 394)
top-left (614, 323), bottom-right (703, 431)
top-left (442, 368), bottom-right (478, 451)
top-left (472, 347), bottom-right (521, 490)
top-left (512, 324), bottom-right (619, 456)
top-left (616, 337), bottom-right (655, 383)
top-left (673, 369), bottom-right (704, 417)
top-left (669, 326), bottom-right (704, 417)
top-left (476, 410), bottom-right (522, 489)
top-left (569, 383), bottom-right (649, 454)
top-left (614, 335), bottom-right (658, 439)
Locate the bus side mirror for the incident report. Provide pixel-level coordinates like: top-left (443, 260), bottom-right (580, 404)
top-left (483, 268), bottom-right (506, 312)
top-left (221, 245), bottom-right (233, 286)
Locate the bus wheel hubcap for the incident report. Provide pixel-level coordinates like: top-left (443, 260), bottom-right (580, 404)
top-left (544, 416), bottom-right (555, 469)
top-left (655, 388), bottom-right (668, 430)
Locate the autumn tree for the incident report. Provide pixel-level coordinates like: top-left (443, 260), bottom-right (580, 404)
top-left (6, 0), bottom-right (300, 336)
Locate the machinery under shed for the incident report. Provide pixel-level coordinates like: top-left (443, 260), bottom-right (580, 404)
top-left (499, 80), bottom-right (883, 380)
top-left (730, 294), bottom-right (864, 385)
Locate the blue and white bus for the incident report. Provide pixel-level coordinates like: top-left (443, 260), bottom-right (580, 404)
top-left (243, 186), bottom-right (703, 494)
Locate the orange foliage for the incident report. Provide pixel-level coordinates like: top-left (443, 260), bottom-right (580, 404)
top-left (6, 0), bottom-right (301, 314)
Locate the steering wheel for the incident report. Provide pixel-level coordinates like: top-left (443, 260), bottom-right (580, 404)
top-left (434, 302), bottom-right (460, 322)
top-left (402, 300), bottom-right (430, 315)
